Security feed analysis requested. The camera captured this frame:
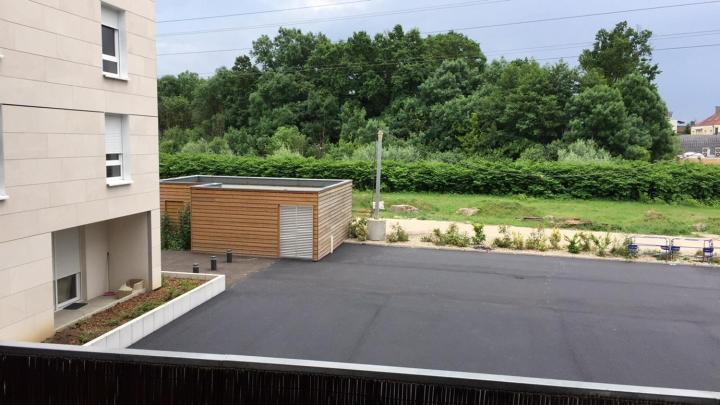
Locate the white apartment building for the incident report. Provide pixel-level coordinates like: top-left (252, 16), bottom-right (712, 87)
top-left (0, 0), bottom-right (161, 341)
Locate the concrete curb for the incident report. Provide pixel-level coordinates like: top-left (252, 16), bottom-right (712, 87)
top-left (83, 272), bottom-right (225, 349)
top-left (345, 239), bottom-right (718, 269)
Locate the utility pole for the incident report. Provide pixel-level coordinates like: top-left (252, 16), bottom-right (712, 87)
top-left (367, 130), bottom-right (386, 241)
top-left (373, 130), bottom-right (383, 220)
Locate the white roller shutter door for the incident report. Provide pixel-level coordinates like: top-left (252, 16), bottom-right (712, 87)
top-left (105, 115), bottom-right (123, 154)
top-left (53, 228), bottom-right (82, 280)
top-left (279, 206), bottom-right (313, 259)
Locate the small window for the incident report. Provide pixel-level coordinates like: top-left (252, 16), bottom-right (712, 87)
top-left (105, 114), bottom-right (131, 186)
top-left (101, 5), bottom-right (125, 78)
top-left (0, 105), bottom-right (6, 200)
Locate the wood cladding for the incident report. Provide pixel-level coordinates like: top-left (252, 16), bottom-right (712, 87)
top-left (160, 183), bottom-right (192, 223)
top-left (317, 183), bottom-right (353, 260)
top-left (160, 180), bottom-right (352, 261)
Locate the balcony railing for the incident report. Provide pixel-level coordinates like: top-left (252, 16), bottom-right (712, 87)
top-left (1, 342), bottom-right (718, 404)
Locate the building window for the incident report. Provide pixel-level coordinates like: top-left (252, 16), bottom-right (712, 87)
top-left (0, 105), bottom-right (6, 200)
top-left (105, 114), bottom-right (131, 186)
top-left (101, 4), bottom-right (126, 78)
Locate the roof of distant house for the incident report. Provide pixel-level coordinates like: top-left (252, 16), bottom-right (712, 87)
top-left (679, 135), bottom-right (720, 153)
top-left (696, 109), bottom-right (720, 126)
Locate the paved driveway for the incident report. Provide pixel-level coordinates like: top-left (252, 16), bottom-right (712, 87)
top-left (134, 245), bottom-right (720, 391)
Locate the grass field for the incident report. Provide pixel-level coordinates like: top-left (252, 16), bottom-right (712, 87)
top-left (352, 191), bottom-right (720, 236)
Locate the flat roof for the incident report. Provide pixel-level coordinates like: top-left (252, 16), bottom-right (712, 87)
top-left (160, 175), bottom-right (351, 193)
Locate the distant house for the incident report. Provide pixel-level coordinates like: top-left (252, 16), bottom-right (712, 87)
top-left (678, 135), bottom-right (720, 160)
top-left (690, 107), bottom-right (720, 135)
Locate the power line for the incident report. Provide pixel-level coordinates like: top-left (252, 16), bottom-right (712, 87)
top-left (157, 0), bottom-right (372, 24)
top-left (483, 28), bottom-right (720, 56)
top-left (157, 28), bottom-right (720, 57)
top-left (186, 41), bottom-right (720, 78)
top-left (425, 0), bottom-right (720, 34)
top-left (159, 47), bottom-right (253, 56)
top-left (157, 0), bottom-right (510, 37)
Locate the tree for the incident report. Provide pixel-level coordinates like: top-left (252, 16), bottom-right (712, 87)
top-left (159, 96), bottom-right (192, 131)
top-left (614, 73), bottom-right (678, 160)
top-left (419, 59), bottom-right (482, 105)
top-left (579, 21), bottom-right (659, 82)
top-left (269, 126), bottom-right (309, 155)
top-left (557, 139), bottom-right (612, 162)
top-left (338, 102), bottom-right (368, 143)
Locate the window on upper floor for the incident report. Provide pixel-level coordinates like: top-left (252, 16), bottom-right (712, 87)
top-left (0, 105), bottom-right (6, 200)
top-left (105, 114), bottom-right (132, 186)
top-left (101, 4), bottom-right (127, 79)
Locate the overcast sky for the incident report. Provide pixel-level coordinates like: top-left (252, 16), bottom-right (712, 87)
top-left (156, 0), bottom-right (720, 121)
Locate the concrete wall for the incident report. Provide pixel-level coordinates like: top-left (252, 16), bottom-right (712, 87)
top-left (0, 234), bottom-right (55, 342)
top-left (0, 0), bottom-right (160, 341)
top-left (84, 221), bottom-right (109, 300)
top-left (108, 212), bottom-right (151, 291)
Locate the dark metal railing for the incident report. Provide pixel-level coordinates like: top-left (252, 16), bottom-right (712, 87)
top-left (1, 342), bottom-right (718, 405)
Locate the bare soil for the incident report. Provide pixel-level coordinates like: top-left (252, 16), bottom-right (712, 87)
top-left (46, 277), bottom-right (205, 345)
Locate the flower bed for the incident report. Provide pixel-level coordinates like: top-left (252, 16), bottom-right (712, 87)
top-left (46, 277), bottom-right (205, 345)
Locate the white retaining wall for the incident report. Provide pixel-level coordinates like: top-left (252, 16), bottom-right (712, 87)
top-left (84, 272), bottom-right (225, 349)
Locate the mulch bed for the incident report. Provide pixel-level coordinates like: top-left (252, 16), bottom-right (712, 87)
top-left (46, 277), bottom-right (205, 345)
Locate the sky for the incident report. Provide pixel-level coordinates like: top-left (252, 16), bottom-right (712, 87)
top-left (155, 0), bottom-right (720, 122)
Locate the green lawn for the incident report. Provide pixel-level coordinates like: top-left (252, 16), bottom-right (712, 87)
top-left (353, 191), bottom-right (720, 236)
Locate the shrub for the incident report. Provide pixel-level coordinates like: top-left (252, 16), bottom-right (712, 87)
top-left (577, 232), bottom-right (593, 252)
top-left (350, 217), bottom-right (369, 241)
top-left (565, 234), bottom-right (582, 254)
top-left (526, 227), bottom-right (547, 251)
top-left (423, 224), bottom-right (471, 247)
top-left (591, 233), bottom-right (614, 257)
top-left (387, 223), bottom-right (409, 243)
top-left (472, 223), bottom-right (486, 246)
top-left (549, 228), bottom-right (562, 250)
top-left (161, 204), bottom-right (192, 251)
top-left (160, 154), bottom-right (720, 203)
top-left (510, 232), bottom-right (525, 250)
top-left (611, 236), bottom-right (635, 258)
top-left (492, 225), bottom-right (513, 248)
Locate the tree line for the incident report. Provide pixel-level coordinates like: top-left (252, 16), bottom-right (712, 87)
top-left (158, 21), bottom-right (678, 163)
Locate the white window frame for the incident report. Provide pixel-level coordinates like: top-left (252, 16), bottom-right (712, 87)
top-left (101, 4), bottom-right (127, 80)
top-left (105, 114), bottom-right (132, 187)
top-left (0, 105), bottom-right (6, 201)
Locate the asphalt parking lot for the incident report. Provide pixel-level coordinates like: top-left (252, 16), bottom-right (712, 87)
top-left (134, 244), bottom-right (720, 391)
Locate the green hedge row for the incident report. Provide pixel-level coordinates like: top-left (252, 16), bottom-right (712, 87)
top-left (160, 153), bottom-right (720, 202)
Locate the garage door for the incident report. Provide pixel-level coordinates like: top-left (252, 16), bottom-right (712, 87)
top-left (279, 205), bottom-right (313, 259)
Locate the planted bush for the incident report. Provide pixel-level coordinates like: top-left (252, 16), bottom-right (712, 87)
top-left (350, 217), bottom-right (369, 241)
top-left (161, 153), bottom-right (720, 202)
top-left (565, 234), bottom-right (582, 254)
top-left (472, 223), bottom-right (486, 246)
top-left (526, 227), bottom-right (548, 251)
top-left (549, 228), bottom-right (562, 250)
top-left (161, 204), bottom-right (191, 251)
top-left (492, 225), bottom-right (513, 248)
top-left (387, 223), bottom-right (410, 243)
top-left (422, 224), bottom-right (471, 247)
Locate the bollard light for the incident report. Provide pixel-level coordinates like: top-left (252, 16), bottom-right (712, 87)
top-left (226, 249), bottom-right (233, 263)
top-left (210, 256), bottom-right (217, 271)
top-left (192, 263), bottom-right (200, 273)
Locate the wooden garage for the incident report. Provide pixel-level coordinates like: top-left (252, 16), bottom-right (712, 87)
top-left (160, 176), bottom-right (353, 261)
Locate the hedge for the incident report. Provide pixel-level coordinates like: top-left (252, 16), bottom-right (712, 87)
top-left (160, 153), bottom-right (720, 202)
